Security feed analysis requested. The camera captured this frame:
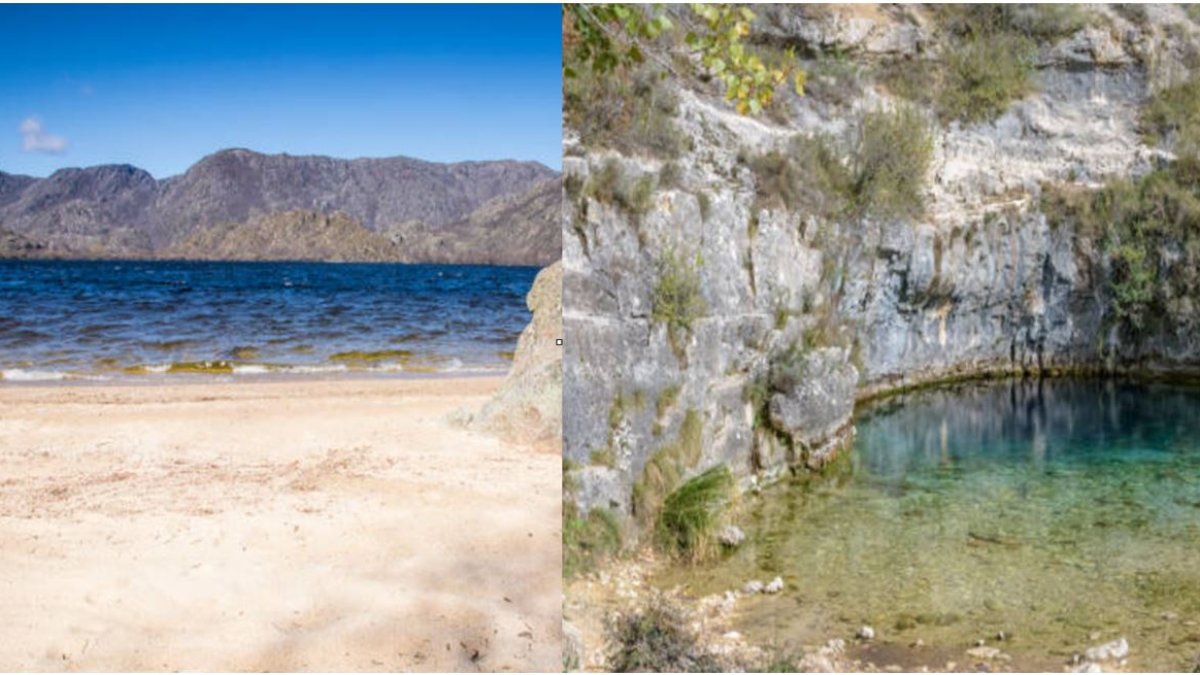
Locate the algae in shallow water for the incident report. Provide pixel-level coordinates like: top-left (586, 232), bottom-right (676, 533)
top-left (653, 380), bottom-right (1200, 672)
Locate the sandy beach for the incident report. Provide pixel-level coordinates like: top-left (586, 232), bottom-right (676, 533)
top-left (0, 376), bottom-right (561, 671)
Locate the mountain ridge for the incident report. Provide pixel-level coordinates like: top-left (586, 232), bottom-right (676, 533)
top-left (0, 149), bottom-right (559, 265)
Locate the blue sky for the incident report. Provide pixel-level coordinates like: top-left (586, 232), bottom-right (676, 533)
top-left (0, 4), bottom-right (562, 178)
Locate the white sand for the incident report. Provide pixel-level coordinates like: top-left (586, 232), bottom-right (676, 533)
top-left (0, 377), bottom-right (561, 671)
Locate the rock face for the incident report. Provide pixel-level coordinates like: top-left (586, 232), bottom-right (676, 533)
top-left (766, 347), bottom-right (858, 468)
top-left (563, 5), bottom-right (1200, 517)
top-left (466, 262), bottom-right (563, 451)
top-left (0, 149), bottom-right (559, 265)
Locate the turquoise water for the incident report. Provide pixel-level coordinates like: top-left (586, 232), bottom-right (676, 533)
top-left (656, 379), bottom-right (1200, 671)
top-left (0, 260), bottom-right (536, 381)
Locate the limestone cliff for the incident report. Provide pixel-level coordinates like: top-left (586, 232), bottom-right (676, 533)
top-left (564, 4), bottom-right (1200, 518)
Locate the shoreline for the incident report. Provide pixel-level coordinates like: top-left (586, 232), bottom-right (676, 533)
top-left (0, 376), bottom-right (562, 671)
top-left (0, 367), bottom-right (511, 388)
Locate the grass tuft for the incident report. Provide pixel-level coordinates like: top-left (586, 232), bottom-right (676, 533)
top-left (656, 465), bottom-right (735, 562)
top-left (651, 249), bottom-right (707, 360)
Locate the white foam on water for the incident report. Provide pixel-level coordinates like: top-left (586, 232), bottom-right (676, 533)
top-left (279, 364), bottom-right (348, 374)
top-left (231, 364), bottom-right (271, 375)
top-left (1, 369), bottom-right (69, 382)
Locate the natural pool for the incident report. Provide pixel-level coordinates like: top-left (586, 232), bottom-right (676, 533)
top-left (654, 379), bottom-right (1200, 672)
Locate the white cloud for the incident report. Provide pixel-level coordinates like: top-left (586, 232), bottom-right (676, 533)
top-left (19, 117), bottom-right (68, 154)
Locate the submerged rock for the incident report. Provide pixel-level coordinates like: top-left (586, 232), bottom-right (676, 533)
top-left (764, 577), bottom-right (785, 594)
top-left (856, 626), bottom-right (875, 640)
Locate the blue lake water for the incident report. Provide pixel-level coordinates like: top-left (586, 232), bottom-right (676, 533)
top-left (656, 379), bottom-right (1200, 672)
top-left (0, 259), bottom-right (537, 381)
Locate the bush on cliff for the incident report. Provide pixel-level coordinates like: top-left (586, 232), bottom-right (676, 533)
top-left (651, 249), bottom-right (707, 359)
top-left (885, 5), bottom-right (1089, 125)
top-left (747, 105), bottom-right (932, 222)
top-left (1041, 166), bottom-right (1200, 338)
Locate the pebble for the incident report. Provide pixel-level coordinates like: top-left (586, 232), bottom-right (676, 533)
top-left (1163, 611), bottom-right (1180, 622)
top-left (966, 646), bottom-right (1003, 660)
top-left (764, 576), bottom-right (785, 594)
top-left (1070, 662), bottom-right (1102, 674)
top-left (857, 625), bottom-right (875, 640)
top-left (742, 580), bottom-right (764, 594)
top-left (718, 525), bottom-right (746, 548)
top-left (1084, 637), bottom-right (1129, 662)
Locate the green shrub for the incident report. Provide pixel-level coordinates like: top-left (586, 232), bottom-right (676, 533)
top-left (938, 32), bottom-right (1035, 124)
top-left (651, 249), bottom-right (706, 359)
top-left (564, 501), bottom-right (623, 579)
top-left (746, 105), bottom-right (932, 221)
top-left (850, 105), bottom-right (934, 219)
top-left (605, 593), bottom-right (721, 673)
top-left (564, 55), bottom-right (687, 160)
top-left (1040, 162), bottom-right (1200, 340)
top-left (1141, 75), bottom-right (1200, 160)
top-left (747, 132), bottom-right (850, 217)
top-left (932, 4), bottom-right (1089, 41)
top-left (632, 409), bottom-right (703, 527)
top-left (886, 4), bottom-right (1088, 125)
top-left (585, 160), bottom-right (658, 219)
top-left (656, 465), bottom-right (735, 561)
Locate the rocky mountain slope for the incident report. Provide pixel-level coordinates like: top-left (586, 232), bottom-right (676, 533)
top-left (563, 4), bottom-right (1200, 518)
top-left (387, 178), bottom-right (562, 267)
top-left (0, 149), bottom-right (558, 265)
top-left (165, 210), bottom-right (400, 262)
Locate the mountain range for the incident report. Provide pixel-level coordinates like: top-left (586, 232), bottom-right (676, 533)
top-left (0, 149), bottom-right (560, 266)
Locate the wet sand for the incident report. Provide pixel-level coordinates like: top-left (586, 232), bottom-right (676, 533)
top-left (0, 377), bottom-right (561, 671)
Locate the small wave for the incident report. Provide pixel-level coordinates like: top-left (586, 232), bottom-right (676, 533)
top-left (1, 369), bottom-right (69, 382)
top-left (231, 364), bottom-right (270, 375)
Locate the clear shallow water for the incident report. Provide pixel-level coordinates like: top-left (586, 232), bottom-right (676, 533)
top-left (0, 260), bottom-right (537, 381)
top-left (655, 379), bottom-right (1200, 671)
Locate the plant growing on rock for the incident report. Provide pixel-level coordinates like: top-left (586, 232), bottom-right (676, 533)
top-left (883, 4), bottom-right (1089, 125)
top-left (564, 500), bottom-right (624, 578)
top-left (632, 409), bottom-right (703, 527)
top-left (651, 248), bottom-right (707, 359)
top-left (747, 104), bottom-right (933, 221)
top-left (1041, 166), bottom-right (1200, 340)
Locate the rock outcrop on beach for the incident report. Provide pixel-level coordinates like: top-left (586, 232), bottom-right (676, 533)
top-left (0, 149), bottom-right (559, 265)
top-left (466, 261), bottom-right (563, 451)
top-left (563, 4), bottom-right (1200, 516)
